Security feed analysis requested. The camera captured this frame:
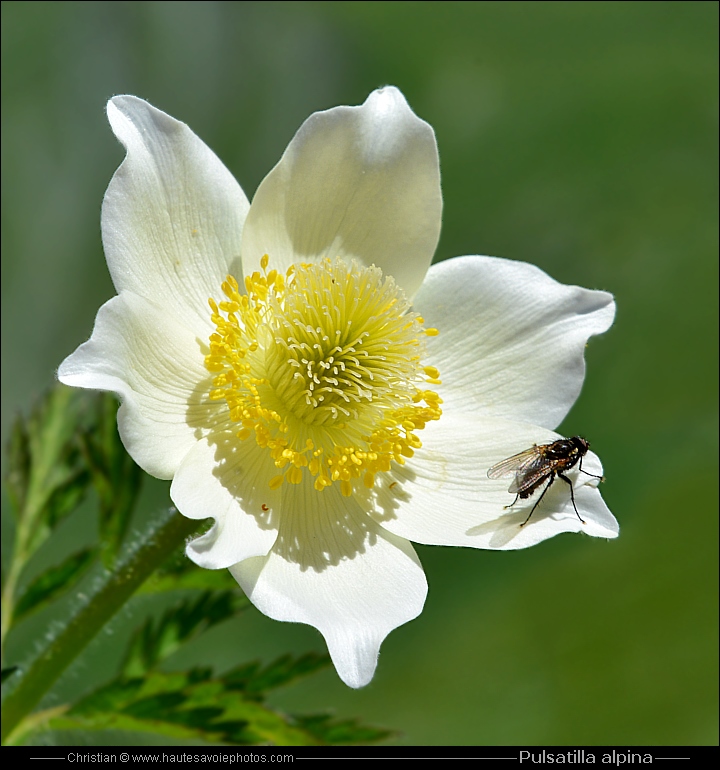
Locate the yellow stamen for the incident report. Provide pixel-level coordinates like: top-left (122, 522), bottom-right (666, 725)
top-left (205, 257), bottom-right (442, 495)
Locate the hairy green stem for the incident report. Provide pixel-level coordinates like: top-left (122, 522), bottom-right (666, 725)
top-left (1, 509), bottom-right (201, 744)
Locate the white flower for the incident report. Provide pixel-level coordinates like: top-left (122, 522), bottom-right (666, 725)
top-left (58, 87), bottom-right (618, 688)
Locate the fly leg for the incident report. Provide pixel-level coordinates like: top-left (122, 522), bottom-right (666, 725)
top-left (558, 471), bottom-right (586, 524)
top-left (578, 456), bottom-right (604, 482)
top-left (520, 473), bottom-right (555, 527)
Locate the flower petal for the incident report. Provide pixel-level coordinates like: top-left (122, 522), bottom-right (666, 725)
top-left (172, 436), bottom-right (280, 569)
top-left (230, 483), bottom-right (427, 688)
top-left (241, 86), bottom-right (441, 298)
top-left (414, 256), bottom-right (616, 429)
top-left (58, 292), bottom-right (214, 479)
top-left (373, 413), bottom-right (618, 550)
top-left (104, 96), bottom-right (249, 334)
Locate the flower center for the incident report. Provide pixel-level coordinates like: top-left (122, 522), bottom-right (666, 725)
top-left (205, 256), bottom-right (442, 496)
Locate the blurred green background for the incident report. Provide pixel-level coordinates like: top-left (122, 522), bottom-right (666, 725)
top-left (2, 0), bottom-right (717, 746)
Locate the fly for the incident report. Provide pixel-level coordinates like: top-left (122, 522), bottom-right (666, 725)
top-left (487, 436), bottom-right (603, 527)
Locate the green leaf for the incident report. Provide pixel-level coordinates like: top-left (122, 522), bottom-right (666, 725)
top-left (121, 591), bottom-right (248, 677)
top-left (2, 385), bottom-right (94, 652)
top-left (80, 393), bottom-right (143, 566)
top-left (12, 386), bottom-right (93, 556)
top-left (48, 670), bottom-right (321, 745)
top-left (1, 667), bottom-right (19, 686)
top-left (39, 467), bottom-right (91, 534)
top-left (139, 545), bottom-right (243, 595)
top-left (14, 548), bottom-right (96, 622)
top-left (48, 667), bottom-right (391, 746)
top-left (293, 713), bottom-right (394, 745)
top-left (225, 652), bottom-right (332, 695)
top-left (5, 416), bottom-right (31, 516)
top-left (142, 565), bottom-right (242, 594)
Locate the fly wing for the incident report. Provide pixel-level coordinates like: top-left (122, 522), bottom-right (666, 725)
top-left (507, 456), bottom-right (552, 494)
top-left (487, 447), bottom-right (542, 480)
top-left (487, 446), bottom-right (551, 496)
